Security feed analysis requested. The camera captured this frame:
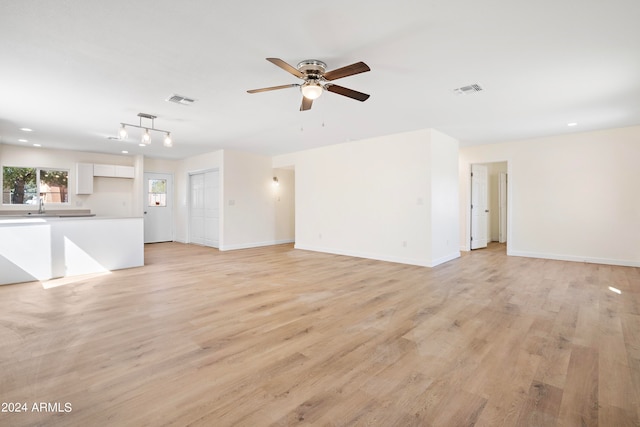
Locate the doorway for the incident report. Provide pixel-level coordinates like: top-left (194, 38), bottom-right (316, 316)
top-left (143, 172), bottom-right (174, 243)
top-left (470, 162), bottom-right (508, 250)
top-left (189, 169), bottom-right (220, 248)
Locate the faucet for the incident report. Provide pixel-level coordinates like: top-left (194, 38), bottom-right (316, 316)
top-left (38, 196), bottom-right (45, 214)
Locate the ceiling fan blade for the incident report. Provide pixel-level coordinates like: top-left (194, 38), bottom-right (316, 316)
top-left (300, 96), bottom-right (313, 111)
top-left (323, 61), bottom-right (370, 81)
top-left (247, 84), bottom-right (299, 94)
top-left (266, 58), bottom-right (304, 78)
top-left (325, 84), bottom-right (370, 102)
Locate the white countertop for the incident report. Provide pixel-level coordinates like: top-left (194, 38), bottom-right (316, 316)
top-left (0, 216), bottom-right (142, 225)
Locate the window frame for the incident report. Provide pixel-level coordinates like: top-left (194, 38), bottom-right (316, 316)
top-left (2, 166), bottom-right (70, 206)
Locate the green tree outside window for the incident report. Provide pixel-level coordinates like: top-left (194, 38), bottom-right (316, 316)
top-left (2, 167), bottom-right (68, 205)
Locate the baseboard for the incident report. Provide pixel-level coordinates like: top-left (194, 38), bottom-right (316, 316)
top-left (508, 250), bottom-right (640, 268)
top-left (294, 244), bottom-right (457, 268)
top-left (219, 239), bottom-right (295, 251)
top-left (428, 252), bottom-right (461, 267)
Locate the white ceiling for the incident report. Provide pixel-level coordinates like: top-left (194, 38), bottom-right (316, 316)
top-left (1, 0), bottom-right (639, 160)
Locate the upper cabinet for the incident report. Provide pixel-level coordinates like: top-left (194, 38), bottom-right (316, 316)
top-left (114, 165), bottom-right (135, 178)
top-left (75, 163), bottom-right (135, 195)
top-left (93, 164), bottom-right (135, 178)
top-left (76, 163), bottom-right (94, 194)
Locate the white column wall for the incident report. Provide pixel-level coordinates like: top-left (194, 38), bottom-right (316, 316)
top-left (429, 129), bottom-right (461, 265)
top-left (277, 128), bottom-right (460, 267)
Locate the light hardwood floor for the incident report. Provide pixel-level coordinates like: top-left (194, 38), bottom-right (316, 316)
top-left (1, 243), bottom-right (639, 426)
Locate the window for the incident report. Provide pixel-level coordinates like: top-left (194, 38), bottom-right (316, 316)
top-left (2, 166), bottom-right (69, 205)
top-left (148, 178), bottom-right (167, 207)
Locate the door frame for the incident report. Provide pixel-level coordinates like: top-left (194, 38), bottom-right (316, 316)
top-left (143, 172), bottom-right (174, 243)
top-left (461, 160), bottom-right (511, 252)
top-left (498, 172), bottom-right (507, 243)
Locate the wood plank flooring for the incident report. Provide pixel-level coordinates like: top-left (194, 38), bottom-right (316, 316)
top-left (1, 242), bottom-right (639, 426)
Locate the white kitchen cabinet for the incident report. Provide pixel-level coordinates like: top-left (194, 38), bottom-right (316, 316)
top-left (76, 163), bottom-right (94, 194)
top-left (93, 164), bottom-right (116, 177)
top-left (115, 165), bottom-right (135, 178)
top-left (93, 164), bottom-right (135, 178)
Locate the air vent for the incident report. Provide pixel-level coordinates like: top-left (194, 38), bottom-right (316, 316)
top-left (166, 94), bottom-right (196, 105)
top-left (453, 84), bottom-right (483, 95)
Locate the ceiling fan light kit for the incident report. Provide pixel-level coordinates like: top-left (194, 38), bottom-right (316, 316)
top-left (247, 58), bottom-right (370, 111)
top-left (301, 81), bottom-right (323, 100)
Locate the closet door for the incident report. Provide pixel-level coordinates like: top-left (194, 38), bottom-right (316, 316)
top-left (189, 170), bottom-right (219, 248)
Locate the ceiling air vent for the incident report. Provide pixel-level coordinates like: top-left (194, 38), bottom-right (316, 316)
top-left (453, 84), bottom-right (483, 95)
top-left (166, 94), bottom-right (196, 105)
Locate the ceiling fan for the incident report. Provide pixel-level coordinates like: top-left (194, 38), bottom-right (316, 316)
top-left (247, 58), bottom-right (370, 111)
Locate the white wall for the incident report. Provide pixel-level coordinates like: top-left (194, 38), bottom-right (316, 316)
top-left (148, 150), bottom-right (294, 250)
top-left (221, 150), bottom-right (279, 250)
top-left (274, 128), bottom-right (460, 267)
top-left (0, 144), bottom-right (139, 217)
top-left (459, 125), bottom-right (640, 267)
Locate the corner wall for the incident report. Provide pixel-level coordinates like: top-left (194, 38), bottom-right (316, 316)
top-left (459, 125), bottom-right (640, 267)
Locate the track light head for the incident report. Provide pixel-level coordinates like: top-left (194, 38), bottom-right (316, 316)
top-left (142, 129), bottom-right (151, 144)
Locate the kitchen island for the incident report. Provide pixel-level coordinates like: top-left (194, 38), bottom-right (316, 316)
top-left (0, 216), bottom-right (143, 285)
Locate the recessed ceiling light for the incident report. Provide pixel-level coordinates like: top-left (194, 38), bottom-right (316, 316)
top-left (19, 139), bottom-right (28, 142)
top-left (121, 150), bottom-right (129, 154)
top-left (138, 143), bottom-right (146, 147)
top-left (567, 122), bottom-right (578, 127)
top-left (20, 127), bottom-right (33, 132)
top-left (33, 143), bottom-right (41, 147)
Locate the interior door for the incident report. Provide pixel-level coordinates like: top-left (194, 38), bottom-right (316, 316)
top-left (189, 169), bottom-right (219, 247)
top-left (470, 164), bottom-right (488, 249)
top-left (143, 172), bottom-right (173, 243)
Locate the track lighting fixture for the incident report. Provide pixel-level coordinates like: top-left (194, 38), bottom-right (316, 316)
top-left (118, 113), bottom-right (173, 148)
